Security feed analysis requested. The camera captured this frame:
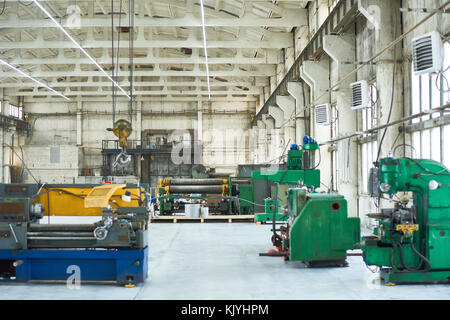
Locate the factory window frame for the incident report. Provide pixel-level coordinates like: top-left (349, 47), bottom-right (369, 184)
top-left (360, 82), bottom-right (378, 194)
top-left (410, 42), bottom-right (450, 167)
top-left (8, 103), bottom-right (23, 120)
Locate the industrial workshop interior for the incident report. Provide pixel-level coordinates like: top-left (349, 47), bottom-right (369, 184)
top-left (0, 0), bottom-right (449, 304)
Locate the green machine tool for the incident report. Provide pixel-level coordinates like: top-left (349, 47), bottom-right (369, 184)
top-left (252, 137), bottom-right (321, 223)
top-left (363, 157), bottom-right (450, 284)
top-left (265, 187), bottom-right (360, 267)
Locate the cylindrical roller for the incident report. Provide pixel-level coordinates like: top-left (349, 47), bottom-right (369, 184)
top-left (168, 185), bottom-right (224, 194)
top-left (27, 237), bottom-right (96, 240)
top-left (232, 179), bottom-right (251, 184)
top-left (169, 178), bottom-right (227, 185)
top-left (27, 232), bottom-right (94, 237)
top-left (29, 224), bottom-right (94, 232)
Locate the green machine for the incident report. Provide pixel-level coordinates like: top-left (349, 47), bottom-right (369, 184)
top-left (252, 137), bottom-right (321, 222)
top-left (266, 188), bottom-right (360, 267)
top-left (229, 177), bottom-right (254, 215)
top-left (363, 157), bottom-right (450, 284)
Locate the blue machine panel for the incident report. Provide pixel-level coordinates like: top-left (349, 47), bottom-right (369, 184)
top-left (0, 248), bottom-right (148, 284)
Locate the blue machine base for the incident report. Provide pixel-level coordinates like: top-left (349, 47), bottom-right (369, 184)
top-left (0, 248), bottom-right (148, 284)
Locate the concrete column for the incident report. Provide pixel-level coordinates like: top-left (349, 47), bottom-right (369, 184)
top-left (0, 128), bottom-right (3, 183)
top-left (262, 114), bottom-right (275, 163)
top-left (0, 91), bottom-right (5, 183)
top-left (195, 100), bottom-right (203, 165)
top-left (276, 95), bottom-right (296, 145)
top-left (136, 101), bottom-right (142, 142)
top-left (256, 120), bottom-right (266, 164)
top-left (323, 33), bottom-right (358, 216)
top-left (299, 65), bottom-right (314, 135)
top-left (268, 105), bottom-right (285, 162)
top-left (76, 101), bottom-right (82, 146)
top-left (360, 0), bottom-right (403, 158)
top-left (250, 126), bottom-right (258, 164)
top-left (287, 82), bottom-right (306, 144)
top-left (301, 58), bottom-right (331, 187)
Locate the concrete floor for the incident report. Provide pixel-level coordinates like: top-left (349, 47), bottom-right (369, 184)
top-left (1, 218), bottom-right (450, 300)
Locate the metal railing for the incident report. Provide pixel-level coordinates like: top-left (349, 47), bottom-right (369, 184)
top-left (101, 139), bottom-right (173, 151)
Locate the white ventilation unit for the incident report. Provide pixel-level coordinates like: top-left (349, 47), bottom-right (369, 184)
top-left (315, 104), bottom-right (330, 126)
top-left (412, 31), bottom-right (444, 76)
top-left (350, 80), bottom-right (370, 110)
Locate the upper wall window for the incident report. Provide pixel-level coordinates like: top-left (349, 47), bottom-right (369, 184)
top-left (9, 103), bottom-right (23, 119)
top-left (411, 41), bottom-right (450, 166)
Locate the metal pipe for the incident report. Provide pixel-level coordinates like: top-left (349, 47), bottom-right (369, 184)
top-left (169, 178), bottom-right (226, 185)
top-left (27, 232), bottom-right (94, 237)
top-left (29, 224), bottom-right (95, 232)
top-left (231, 179), bottom-right (251, 184)
top-left (168, 185), bottom-right (224, 194)
top-left (27, 237), bottom-right (96, 240)
top-left (320, 103), bottom-right (450, 145)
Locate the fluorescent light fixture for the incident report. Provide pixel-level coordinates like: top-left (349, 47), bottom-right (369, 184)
top-left (199, 0), bottom-right (211, 99)
top-left (0, 59), bottom-right (70, 101)
top-left (32, 0), bottom-right (131, 100)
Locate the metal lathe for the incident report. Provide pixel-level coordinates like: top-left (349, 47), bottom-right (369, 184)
top-left (0, 183), bottom-right (149, 285)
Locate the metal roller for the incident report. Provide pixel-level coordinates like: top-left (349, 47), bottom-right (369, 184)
top-left (168, 185), bottom-right (224, 194)
top-left (29, 224), bottom-right (94, 232)
top-left (231, 179), bottom-right (251, 184)
top-left (168, 178), bottom-right (227, 185)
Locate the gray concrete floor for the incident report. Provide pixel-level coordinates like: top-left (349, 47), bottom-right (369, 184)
top-left (1, 218), bottom-right (450, 300)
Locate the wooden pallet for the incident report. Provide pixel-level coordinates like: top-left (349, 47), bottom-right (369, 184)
top-left (150, 214), bottom-right (255, 223)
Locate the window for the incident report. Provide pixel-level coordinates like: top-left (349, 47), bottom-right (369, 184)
top-left (411, 41), bottom-right (450, 165)
top-left (9, 103), bottom-right (23, 119)
top-left (360, 82), bottom-right (378, 194)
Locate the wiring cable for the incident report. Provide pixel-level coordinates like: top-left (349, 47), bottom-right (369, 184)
top-left (114, 0), bottom-right (124, 111)
top-left (392, 143), bottom-right (417, 158)
top-left (260, 1), bottom-right (450, 131)
top-left (407, 157), bottom-right (450, 176)
top-left (128, 0), bottom-right (134, 126)
top-left (435, 65), bottom-right (450, 93)
top-left (18, 0), bottom-right (34, 6)
top-left (36, 188), bottom-right (85, 200)
top-left (3, 142), bottom-right (39, 184)
top-left (0, 0), bottom-right (5, 16)
top-left (111, 0), bottom-right (116, 126)
top-left (376, 20), bottom-right (398, 163)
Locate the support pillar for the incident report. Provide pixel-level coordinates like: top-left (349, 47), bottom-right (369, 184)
top-left (323, 33), bottom-right (358, 216)
top-left (76, 101), bottom-right (82, 146)
top-left (301, 58), bottom-right (331, 188)
top-left (256, 120), bottom-right (266, 164)
top-left (195, 100), bottom-right (203, 165)
top-left (268, 105), bottom-right (285, 163)
top-left (287, 81), bottom-right (307, 144)
top-left (360, 0), bottom-right (403, 158)
top-left (276, 95), bottom-right (296, 146)
top-left (262, 114), bottom-right (275, 163)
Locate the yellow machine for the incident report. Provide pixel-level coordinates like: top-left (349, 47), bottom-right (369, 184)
top-left (37, 184), bottom-right (147, 216)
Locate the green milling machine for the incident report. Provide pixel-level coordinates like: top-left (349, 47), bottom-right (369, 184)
top-left (363, 157), bottom-right (450, 284)
top-left (252, 137), bottom-right (321, 223)
top-left (255, 136), bottom-right (361, 267)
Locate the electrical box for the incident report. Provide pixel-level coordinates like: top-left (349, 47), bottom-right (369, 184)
top-left (350, 80), bottom-right (370, 110)
top-left (314, 104), bottom-right (330, 126)
top-left (412, 31), bottom-right (444, 76)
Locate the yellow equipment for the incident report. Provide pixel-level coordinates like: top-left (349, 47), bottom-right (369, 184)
top-left (37, 184), bottom-right (146, 216)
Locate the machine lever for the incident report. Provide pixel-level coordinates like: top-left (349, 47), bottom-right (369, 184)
top-left (8, 224), bottom-right (19, 244)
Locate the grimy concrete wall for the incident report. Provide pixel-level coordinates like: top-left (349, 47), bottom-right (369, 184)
top-left (22, 100), bottom-right (253, 182)
top-left (253, 0), bottom-right (447, 225)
